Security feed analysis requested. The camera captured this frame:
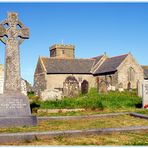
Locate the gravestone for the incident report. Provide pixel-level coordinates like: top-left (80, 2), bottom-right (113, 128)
top-left (137, 80), bottom-right (142, 97)
top-left (99, 81), bottom-right (107, 93)
top-left (63, 76), bottom-right (79, 97)
top-left (0, 12), bottom-right (37, 127)
top-left (81, 80), bottom-right (89, 94)
top-left (142, 80), bottom-right (148, 109)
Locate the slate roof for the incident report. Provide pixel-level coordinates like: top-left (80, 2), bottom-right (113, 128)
top-left (92, 55), bottom-right (104, 67)
top-left (40, 54), bottom-right (128, 75)
top-left (142, 66), bottom-right (148, 79)
top-left (94, 54), bottom-right (128, 74)
top-left (41, 57), bottom-right (95, 74)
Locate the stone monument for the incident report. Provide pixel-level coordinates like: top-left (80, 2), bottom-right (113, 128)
top-left (142, 80), bottom-right (148, 109)
top-left (0, 12), bottom-right (37, 127)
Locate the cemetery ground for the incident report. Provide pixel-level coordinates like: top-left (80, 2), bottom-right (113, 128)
top-left (30, 88), bottom-right (148, 116)
top-left (0, 88), bottom-right (148, 146)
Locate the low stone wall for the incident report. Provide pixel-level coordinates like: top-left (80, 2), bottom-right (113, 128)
top-left (38, 108), bottom-right (85, 114)
top-left (0, 126), bottom-right (148, 144)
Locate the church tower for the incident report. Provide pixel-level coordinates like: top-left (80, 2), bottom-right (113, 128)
top-left (50, 44), bottom-right (75, 59)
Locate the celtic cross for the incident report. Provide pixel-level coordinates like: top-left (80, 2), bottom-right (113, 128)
top-left (0, 12), bottom-right (29, 94)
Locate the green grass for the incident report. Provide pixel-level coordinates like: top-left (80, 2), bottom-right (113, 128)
top-left (7, 131), bottom-right (148, 146)
top-left (13, 131), bottom-right (148, 146)
top-left (32, 88), bottom-right (141, 111)
top-left (0, 115), bottom-right (147, 134)
top-left (137, 109), bottom-right (148, 115)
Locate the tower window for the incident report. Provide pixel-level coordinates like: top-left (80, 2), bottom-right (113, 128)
top-left (62, 50), bottom-right (65, 54)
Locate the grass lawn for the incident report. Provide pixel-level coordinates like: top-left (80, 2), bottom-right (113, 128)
top-left (30, 88), bottom-right (144, 116)
top-left (5, 131), bottom-right (148, 146)
top-left (36, 108), bottom-right (148, 117)
top-left (35, 89), bottom-right (141, 109)
top-left (0, 90), bottom-right (147, 146)
top-left (0, 115), bottom-right (147, 134)
top-left (136, 109), bottom-right (148, 115)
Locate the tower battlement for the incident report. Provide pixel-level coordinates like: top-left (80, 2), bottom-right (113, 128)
top-left (50, 44), bottom-right (75, 59)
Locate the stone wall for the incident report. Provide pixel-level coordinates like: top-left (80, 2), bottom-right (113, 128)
top-left (36, 74), bottom-right (97, 100)
top-left (96, 54), bottom-right (144, 92)
top-left (45, 74), bottom-right (96, 91)
top-left (50, 44), bottom-right (75, 59)
top-left (117, 54), bottom-right (144, 89)
top-left (97, 72), bottom-right (118, 92)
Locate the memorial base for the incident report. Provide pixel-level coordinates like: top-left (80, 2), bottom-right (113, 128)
top-left (0, 116), bottom-right (37, 127)
top-left (0, 93), bottom-right (37, 127)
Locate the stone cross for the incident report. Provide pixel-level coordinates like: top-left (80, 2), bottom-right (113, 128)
top-left (0, 12), bottom-right (29, 94)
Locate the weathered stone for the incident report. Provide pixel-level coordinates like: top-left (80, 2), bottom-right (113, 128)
top-left (142, 80), bottom-right (148, 108)
top-left (137, 80), bottom-right (143, 97)
top-left (0, 64), bottom-right (32, 95)
top-left (63, 76), bottom-right (79, 97)
top-left (41, 89), bottom-right (62, 101)
top-left (0, 12), bottom-right (29, 93)
top-left (0, 12), bottom-right (37, 127)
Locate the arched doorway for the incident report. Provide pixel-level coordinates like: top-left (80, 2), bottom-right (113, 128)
top-left (63, 76), bottom-right (79, 97)
top-left (81, 80), bottom-right (89, 94)
top-left (127, 82), bottom-right (131, 91)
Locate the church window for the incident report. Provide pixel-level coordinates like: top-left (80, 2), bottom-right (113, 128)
top-left (127, 67), bottom-right (135, 82)
top-left (62, 50), bottom-right (65, 54)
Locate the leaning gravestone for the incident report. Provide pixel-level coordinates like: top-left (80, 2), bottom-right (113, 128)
top-left (142, 80), bottom-right (148, 109)
top-left (0, 12), bottom-right (37, 127)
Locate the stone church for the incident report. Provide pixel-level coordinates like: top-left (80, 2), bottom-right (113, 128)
top-left (34, 44), bottom-right (146, 100)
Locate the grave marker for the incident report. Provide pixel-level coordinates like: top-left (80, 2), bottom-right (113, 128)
top-left (0, 12), bottom-right (37, 127)
top-left (142, 80), bottom-right (148, 108)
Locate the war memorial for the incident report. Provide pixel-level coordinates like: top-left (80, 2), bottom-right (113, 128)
top-left (0, 12), bottom-right (37, 127)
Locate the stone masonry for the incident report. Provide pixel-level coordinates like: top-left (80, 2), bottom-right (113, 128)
top-left (34, 44), bottom-right (145, 100)
top-left (0, 12), bottom-right (37, 127)
top-left (0, 12), bottom-right (29, 94)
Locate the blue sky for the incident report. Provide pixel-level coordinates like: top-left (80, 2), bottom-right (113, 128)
top-left (0, 3), bottom-right (148, 84)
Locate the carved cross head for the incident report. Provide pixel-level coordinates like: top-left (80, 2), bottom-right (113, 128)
top-left (0, 12), bottom-right (29, 44)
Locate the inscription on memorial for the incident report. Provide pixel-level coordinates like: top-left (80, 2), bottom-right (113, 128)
top-left (0, 100), bottom-right (27, 109)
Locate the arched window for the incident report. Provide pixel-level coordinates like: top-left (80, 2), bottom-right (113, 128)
top-left (127, 67), bottom-right (135, 82)
top-left (109, 75), bottom-right (112, 85)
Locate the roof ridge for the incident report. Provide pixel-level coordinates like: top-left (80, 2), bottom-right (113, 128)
top-left (91, 55), bottom-right (104, 59)
top-left (42, 57), bottom-right (95, 60)
top-left (40, 56), bottom-right (49, 59)
top-left (108, 54), bottom-right (128, 60)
